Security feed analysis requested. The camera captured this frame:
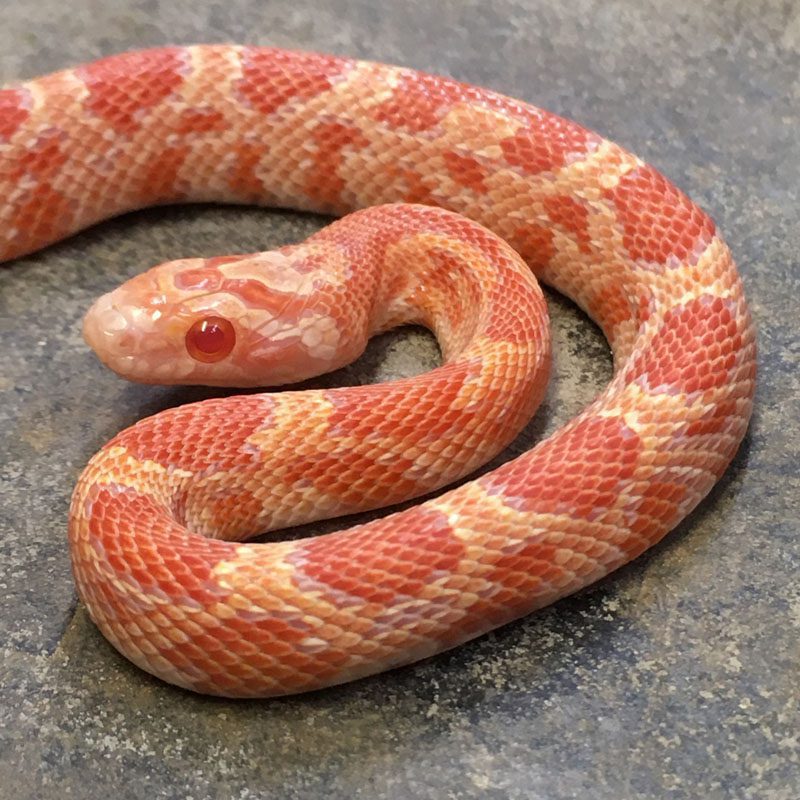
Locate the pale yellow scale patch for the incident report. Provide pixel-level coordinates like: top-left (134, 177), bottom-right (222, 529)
top-left (558, 140), bottom-right (643, 198)
top-left (650, 237), bottom-right (737, 308)
top-left (26, 68), bottom-right (89, 132)
top-left (479, 141), bottom-right (639, 230)
top-left (242, 393), bottom-right (364, 522)
top-left (693, 237), bottom-right (736, 289)
top-left (438, 103), bottom-right (526, 157)
top-left (428, 482), bottom-right (627, 597)
top-left (208, 540), bottom-right (408, 656)
top-left (246, 391), bottom-right (347, 456)
top-left (593, 383), bottom-right (725, 520)
top-left (454, 335), bottom-right (537, 406)
top-left (173, 45), bottom-right (255, 202)
top-left (183, 45), bottom-right (245, 105)
top-left (431, 483), bottom-right (532, 550)
top-left (350, 61), bottom-right (406, 107)
top-left (209, 541), bottom-right (302, 614)
top-left (597, 382), bottom-right (701, 436)
top-left (87, 445), bottom-right (193, 500)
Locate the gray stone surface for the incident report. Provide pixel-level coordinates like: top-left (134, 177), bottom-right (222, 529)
top-left (0, 1), bottom-right (797, 798)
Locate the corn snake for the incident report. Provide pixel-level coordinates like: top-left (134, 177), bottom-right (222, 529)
top-left (0, 46), bottom-right (756, 697)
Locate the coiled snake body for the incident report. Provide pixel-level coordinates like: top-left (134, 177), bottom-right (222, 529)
top-left (1, 46), bottom-right (755, 697)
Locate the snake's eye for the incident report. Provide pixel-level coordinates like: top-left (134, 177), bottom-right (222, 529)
top-left (185, 316), bottom-right (236, 362)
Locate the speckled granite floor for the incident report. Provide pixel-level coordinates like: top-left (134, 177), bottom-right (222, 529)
top-left (0, 1), bottom-right (797, 798)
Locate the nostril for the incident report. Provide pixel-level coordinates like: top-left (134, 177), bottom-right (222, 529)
top-left (117, 331), bottom-right (136, 350)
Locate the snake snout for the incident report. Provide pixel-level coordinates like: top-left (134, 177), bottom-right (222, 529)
top-left (83, 287), bottom-right (183, 382)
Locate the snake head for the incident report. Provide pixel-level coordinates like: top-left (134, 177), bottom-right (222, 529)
top-left (83, 247), bottom-right (361, 387)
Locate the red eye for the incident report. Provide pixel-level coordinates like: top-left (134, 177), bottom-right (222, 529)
top-left (185, 316), bottom-right (236, 362)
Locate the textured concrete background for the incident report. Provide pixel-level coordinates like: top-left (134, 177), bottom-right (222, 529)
top-left (0, 1), bottom-right (797, 798)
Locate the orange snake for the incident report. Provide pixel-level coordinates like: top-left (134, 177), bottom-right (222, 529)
top-left (0, 46), bottom-right (756, 697)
